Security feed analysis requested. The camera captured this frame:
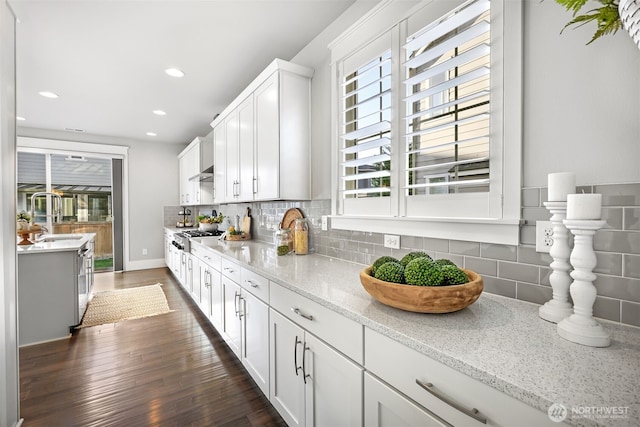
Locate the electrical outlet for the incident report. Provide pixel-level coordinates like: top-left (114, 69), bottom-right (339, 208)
top-left (321, 215), bottom-right (329, 231)
top-left (535, 221), bottom-right (554, 253)
top-left (384, 234), bottom-right (400, 249)
top-left (142, 248), bottom-right (148, 256)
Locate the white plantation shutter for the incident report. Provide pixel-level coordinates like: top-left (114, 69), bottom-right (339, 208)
top-left (404, 0), bottom-right (491, 196)
top-left (340, 48), bottom-right (392, 202)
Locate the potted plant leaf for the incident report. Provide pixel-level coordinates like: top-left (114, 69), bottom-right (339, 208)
top-left (555, 0), bottom-right (640, 49)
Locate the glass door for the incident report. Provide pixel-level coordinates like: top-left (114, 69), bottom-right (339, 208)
top-left (17, 151), bottom-right (115, 271)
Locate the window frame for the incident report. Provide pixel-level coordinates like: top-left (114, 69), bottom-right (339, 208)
top-left (329, 0), bottom-right (523, 245)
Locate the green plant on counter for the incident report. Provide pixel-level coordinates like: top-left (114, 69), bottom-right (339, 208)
top-left (198, 212), bottom-right (225, 224)
top-left (556, 0), bottom-right (622, 44)
top-left (16, 211), bottom-right (31, 222)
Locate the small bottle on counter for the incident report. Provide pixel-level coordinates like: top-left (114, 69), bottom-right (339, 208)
top-left (293, 218), bottom-right (309, 255)
top-left (274, 228), bottom-right (293, 256)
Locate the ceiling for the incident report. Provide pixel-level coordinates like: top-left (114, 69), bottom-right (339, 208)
top-left (10, 0), bottom-right (357, 145)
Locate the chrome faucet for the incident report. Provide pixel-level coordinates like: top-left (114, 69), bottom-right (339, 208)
top-left (30, 192), bottom-right (62, 224)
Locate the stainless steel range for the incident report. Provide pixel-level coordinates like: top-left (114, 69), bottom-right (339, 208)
top-left (172, 229), bottom-right (223, 252)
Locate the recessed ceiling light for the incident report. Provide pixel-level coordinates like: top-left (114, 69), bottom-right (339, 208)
top-left (153, 110), bottom-right (166, 116)
top-left (146, 132), bottom-right (157, 137)
top-left (165, 68), bottom-right (185, 78)
top-left (39, 91), bottom-right (59, 98)
top-left (16, 116), bottom-right (25, 121)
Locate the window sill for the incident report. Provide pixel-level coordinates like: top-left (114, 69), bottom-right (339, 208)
top-left (329, 215), bottom-right (522, 246)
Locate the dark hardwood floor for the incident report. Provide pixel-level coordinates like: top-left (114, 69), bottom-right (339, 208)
top-left (19, 267), bottom-right (286, 427)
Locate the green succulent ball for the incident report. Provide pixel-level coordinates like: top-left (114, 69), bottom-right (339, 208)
top-left (374, 261), bottom-right (405, 284)
top-left (404, 258), bottom-right (443, 286)
top-left (371, 256), bottom-right (399, 276)
top-left (400, 251), bottom-right (432, 267)
top-left (434, 258), bottom-right (456, 267)
top-left (440, 265), bottom-right (469, 286)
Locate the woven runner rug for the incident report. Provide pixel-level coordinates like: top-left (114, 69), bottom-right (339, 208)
top-left (77, 283), bottom-right (173, 328)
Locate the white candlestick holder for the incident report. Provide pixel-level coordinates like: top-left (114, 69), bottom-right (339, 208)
top-left (557, 219), bottom-right (610, 347)
top-left (539, 202), bottom-right (574, 323)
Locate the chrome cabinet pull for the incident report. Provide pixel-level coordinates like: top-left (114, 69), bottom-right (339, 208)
top-left (246, 279), bottom-right (258, 288)
top-left (238, 296), bottom-right (244, 319)
top-left (415, 379), bottom-right (487, 424)
top-left (253, 177), bottom-right (257, 194)
top-left (294, 336), bottom-right (302, 376)
top-left (234, 291), bottom-right (240, 317)
top-left (291, 307), bottom-right (313, 321)
top-left (302, 343), bottom-right (311, 384)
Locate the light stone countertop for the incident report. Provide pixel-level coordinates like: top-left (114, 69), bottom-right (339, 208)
top-left (190, 236), bottom-right (640, 427)
top-left (17, 233), bottom-right (96, 254)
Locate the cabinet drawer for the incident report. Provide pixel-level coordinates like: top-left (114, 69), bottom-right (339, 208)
top-left (270, 282), bottom-right (363, 364)
top-left (221, 258), bottom-right (241, 283)
top-left (365, 328), bottom-right (559, 427)
top-left (241, 267), bottom-right (269, 303)
top-left (191, 245), bottom-right (221, 271)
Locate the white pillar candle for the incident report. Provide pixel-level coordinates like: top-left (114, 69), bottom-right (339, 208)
top-left (567, 193), bottom-right (602, 220)
top-left (548, 172), bottom-right (575, 202)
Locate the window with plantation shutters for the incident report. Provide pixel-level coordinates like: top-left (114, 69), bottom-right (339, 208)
top-left (338, 33), bottom-right (394, 216)
top-left (404, 0), bottom-right (491, 198)
top-left (329, 0), bottom-right (523, 245)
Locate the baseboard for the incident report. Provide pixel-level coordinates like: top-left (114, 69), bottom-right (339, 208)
top-left (126, 258), bottom-right (166, 271)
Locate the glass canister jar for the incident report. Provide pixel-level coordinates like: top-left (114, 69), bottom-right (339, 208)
top-left (274, 228), bottom-right (293, 256)
top-left (293, 218), bottom-right (309, 255)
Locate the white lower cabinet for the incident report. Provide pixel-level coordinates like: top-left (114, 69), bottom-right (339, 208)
top-left (365, 328), bottom-right (559, 427)
top-left (222, 276), bottom-right (242, 357)
top-left (240, 289), bottom-right (270, 396)
top-left (365, 373), bottom-right (446, 427)
top-left (269, 309), bottom-right (363, 427)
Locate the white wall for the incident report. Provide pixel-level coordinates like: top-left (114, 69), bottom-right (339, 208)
top-left (1, 1), bottom-right (20, 425)
top-left (16, 128), bottom-right (183, 268)
top-left (291, 0), bottom-right (380, 200)
top-left (523, 0), bottom-right (640, 187)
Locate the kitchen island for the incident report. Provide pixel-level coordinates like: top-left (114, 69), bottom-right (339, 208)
top-left (18, 233), bottom-right (96, 346)
top-left (180, 234), bottom-right (639, 427)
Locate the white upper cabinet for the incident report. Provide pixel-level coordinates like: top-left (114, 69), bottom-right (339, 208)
top-left (210, 59), bottom-right (313, 203)
top-left (212, 121), bottom-right (226, 204)
top-left (178, 133), bottom-right (214, 206)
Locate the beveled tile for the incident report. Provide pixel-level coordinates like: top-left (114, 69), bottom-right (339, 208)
top-left (401, 235), bottom-right (423, 250)
top-left (423, 237), bottom-right (449, 253)
top-left (480, 243), bottom-right (517, 261)
top-left (625, 207), bottom-right (640, 231)
top-left (596, 183), bottom-right (640, 206)
top-left (602, 207), bottom-right (623, 230)
top-left (464, 257), bottom-right (497, 276)
top-left (518, 245), bottom-right (553, 267)
top-left (594, 252), bottom-right (623, 276)
top-left (623, 254), bottom-right (640, 279)
top-left (520, 225), bottom-right (536, 246)
top-left (482, 276), bottom-right (516, 298)
top-left (594, 230), bottom-right (640, 254)
top-left (516, 282), bottom-right (552, 305)
top-left (450, 240), bottom-right (480, 256)
top-left (593, 296), bottom-right (621, 322)
top-left (621, 301), bottom-right (640, 327)
top-left (522, 207), bottom-right (550, 222)
top-left (498, 261), bottom-right (539, 283)
top-left (594, 275), bottom-right (640, 303)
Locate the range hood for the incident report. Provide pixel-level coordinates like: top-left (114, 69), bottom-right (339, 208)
top-left (188, 165), bottom-right (213, 182)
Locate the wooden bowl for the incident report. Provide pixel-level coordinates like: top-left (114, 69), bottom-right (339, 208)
top-left (360, 267), bottom-right (483, 313)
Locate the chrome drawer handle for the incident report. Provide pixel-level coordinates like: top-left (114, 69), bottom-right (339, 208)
top-left (416, 379), bottom-right (487, 424)
top-left (246, 279), bottom-right (258, 288)
top-left (224, 267), bottom-right (235, 273)
top-left (291, 307), bottom-right (313, 321)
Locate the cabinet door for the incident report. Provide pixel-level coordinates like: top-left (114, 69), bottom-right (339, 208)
top-left (270, 309), bottom-right (305, 427)
top-left (213, 123), bottom-right (226, 204)
top-left (199, 264), bottom-right (212, 318)
top-left (208, 269), bottom-right (222, 331)
top-left (179, 153), bottom-right (189, 204)
top-left (241, 290), bottom-right (269, 397)
top-left (237, 95), bottom-right (255, 202)
top-left (303, 333), bottom-right (363, 427)
top-left (164, 237), bottom-right (171, 267)
top-left (225, 110), bottom-right (239, 201)
top-left (364, 373), bottom-right (447, 427)
top-left (254, 72), bottom-right (279, 201)
top-left (222, 276), bottom-right (242, 358)
top-left (189, 145), bottom-right (200, 204)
